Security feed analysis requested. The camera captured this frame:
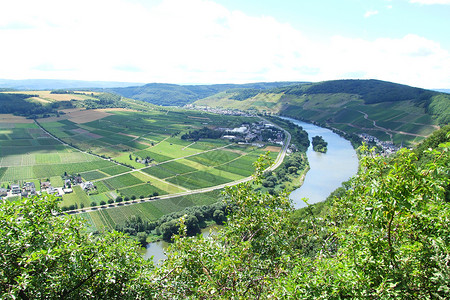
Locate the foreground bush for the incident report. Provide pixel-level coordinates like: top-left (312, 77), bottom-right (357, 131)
top-left (1, 133), bottom-right (449, 299)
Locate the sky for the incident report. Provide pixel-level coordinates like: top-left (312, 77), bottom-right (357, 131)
top-left (0, 0), bottom-right (449, 89)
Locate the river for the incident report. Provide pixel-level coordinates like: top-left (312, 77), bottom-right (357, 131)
top-left (282, 117), bottom-right (359, 208)
top-left (144, 117), bottom-right (359, 261)
top-left (142, 226), bottom-right (222, 265)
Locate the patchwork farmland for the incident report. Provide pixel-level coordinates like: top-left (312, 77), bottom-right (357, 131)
top-left (1, 107), bottom-right (284, 230)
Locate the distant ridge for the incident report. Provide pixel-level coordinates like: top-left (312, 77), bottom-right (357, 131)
top-left (0, 79), bottom-right (144, 90)
top-left (193, 79), bottom-right (450, 146)
top-left (108, 81), bottom-right (306, 106)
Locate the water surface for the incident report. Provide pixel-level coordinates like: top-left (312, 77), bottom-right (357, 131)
top-left (282, 117), bottom-right (358, 208)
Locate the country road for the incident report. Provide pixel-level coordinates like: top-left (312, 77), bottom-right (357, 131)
top-left (60, 117), bottom-right (292, 216)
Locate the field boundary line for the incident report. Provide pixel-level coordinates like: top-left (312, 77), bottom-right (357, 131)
top-left (63, 118), bottom-right (291, 216)
top-left (182, 142), bottom-right (196, 150)
top-left (34, 119), bottom-right (132, 169)
top-left (136, 170), bottom-right (190, 192)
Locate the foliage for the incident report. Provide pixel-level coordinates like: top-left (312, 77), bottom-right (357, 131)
top-left (261, 152), bottom-right (307, 192)
top-left (320, 144), bottom-right (450, 298)
top-left (180, 127), bottom-right (222, 141)
top-left (0, 93), bottom-right (54, 117)
top-left (154, 202), bottom-right (230, 242)
top-left (266, 116), bottom-right (310, 151)
top-left (304, 79), bottom-right (436, 104)
top-left (312, 135), bottom-right (328, 153)
top-left (0, 195), bottom-right (152, 299)
top-left (152, 155), bottom-right (301, 298)
top-left (153, 140), bottom-right (450, 298)
top-left (414, 124), bottom-right (450, 158)
top-left (427, 95), bottom-right (450, 125)
top-left (2, 128), bottom-right (449, 298)
top-left (83, 93), bottom-right (126, 109)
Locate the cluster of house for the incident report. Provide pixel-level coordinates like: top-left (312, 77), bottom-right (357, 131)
top-left (358, 133), bottom-right (401, 155)
top-left (184, 105), bottom-right (252, 117)
top-left (0, 182), bottom-right (38, 199)
top-left (0, 175), bottom-right (95, 199)
top-left (219, 121), bottom-right (284, 145)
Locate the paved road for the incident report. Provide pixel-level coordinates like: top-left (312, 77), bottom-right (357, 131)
top-left (58, 117), bottom-right (291, 216)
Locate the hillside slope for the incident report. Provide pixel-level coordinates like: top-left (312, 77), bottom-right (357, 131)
top-left (108, 81), bottom-right (306, 106)
top-left (195, 79), bottom-right (450, 146)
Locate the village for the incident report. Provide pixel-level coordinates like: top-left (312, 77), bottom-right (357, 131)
top-left (218, 120), bottom-right (285, 146)
top-left (184, 104), bottom-right (254, 117)
top-left (0, 174), bottom-right (95, 200)
top-left (358, 133), bottom-right (402, 155)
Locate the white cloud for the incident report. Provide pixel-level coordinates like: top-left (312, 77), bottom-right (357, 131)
top-left (410, 0), bottom-right (450, 4)
top-left (0, 0), bottom-right (449, 89)
top-left (364, 10), bottom-right (379, 18)
top-left (315, 34), bottom-right (450, 88)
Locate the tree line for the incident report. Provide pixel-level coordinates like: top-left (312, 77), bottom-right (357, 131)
top-left (114, 201), bottom-right (230, 243)
top-left (180, 127), bottom-right (222, 141)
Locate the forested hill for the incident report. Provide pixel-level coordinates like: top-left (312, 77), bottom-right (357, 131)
top-left (194, 79), bottom-right (450, 146)
top-left (279, 79), bottom-right (437, 104)
top-left (107, 81), bottom-right (305, 106)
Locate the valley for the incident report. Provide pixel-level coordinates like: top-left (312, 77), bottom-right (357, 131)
top-left (1, 79), bottom-right (447, 236)
top-left (0, 95), bottom-right (293, 232)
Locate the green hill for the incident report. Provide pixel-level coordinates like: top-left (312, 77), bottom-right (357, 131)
top-left (194, 79), bottom-right (450, 146)
top-left (108, 81), bottom-right (305, 106)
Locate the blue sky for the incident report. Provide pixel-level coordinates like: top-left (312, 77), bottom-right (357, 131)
top-left (215, 0), bottom-right (450, 46)
top-left (0, 0), bottom-right (449, 88)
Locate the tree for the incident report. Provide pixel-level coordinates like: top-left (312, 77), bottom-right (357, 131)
top-left (152, 142), bottom-right (450, 298)
top-left (0, 195), bottom-right (153, 299)
top-left (137, 232), bottom-right (148, 247)
top-left (2, 136), bottom-right (449, 298)
top-left (312, 135), bottom-right (327, 153)
top-left (212, 209), bottom-right (225, 225)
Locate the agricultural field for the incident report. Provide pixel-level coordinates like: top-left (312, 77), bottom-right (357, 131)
top-left (0, 119), bottom-right (122, 187)
top-left (1, 106), bottom-right (283, 226)
top-left (78, 190), bottom-right (223, 232)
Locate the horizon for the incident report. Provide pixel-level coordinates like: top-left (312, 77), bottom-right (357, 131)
top-left (1, 0), bottom-right (449, 89)
top-left (1, 78), bottom-right (449, 91)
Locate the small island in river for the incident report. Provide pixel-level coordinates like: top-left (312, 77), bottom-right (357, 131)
top-left (312, 135), bottom-right (328, 153)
